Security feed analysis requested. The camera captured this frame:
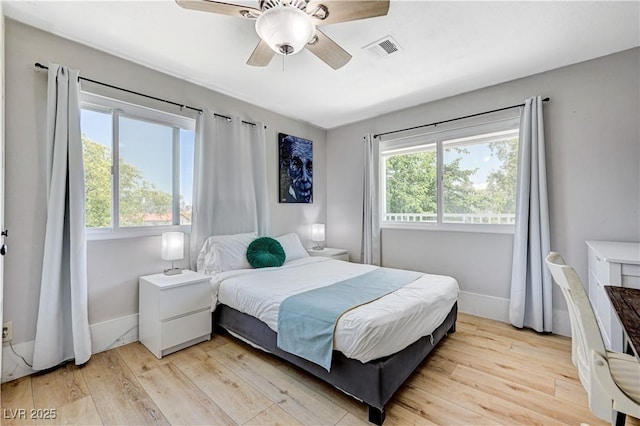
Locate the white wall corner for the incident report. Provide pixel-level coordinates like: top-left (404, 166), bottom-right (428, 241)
top-left (2, 314), bottom-right (139, 383)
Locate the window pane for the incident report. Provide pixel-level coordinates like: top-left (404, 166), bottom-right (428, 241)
top-left (81, 108), bottom-right (113, 228)
top-left (119, 116), bottom-right (173, 227)
top-left (384, 144), bottom-right (437, 222)
top-left (180, 129), bottom-right (195, 225)
top-left (443, 130), bottom-right (518, 224)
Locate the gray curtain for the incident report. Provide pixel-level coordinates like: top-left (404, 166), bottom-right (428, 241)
top-left (361, 134), bottom-right (380, 265)
top-left (32, 64), bottom-right (91, 370)
top-left (190, 113), bottom-right (269, 269)
top-left (509, 96), bottom-right (552, 332)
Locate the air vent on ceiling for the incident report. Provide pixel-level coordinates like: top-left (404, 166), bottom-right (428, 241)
top-left (362, 36), bottom-right (402, 58)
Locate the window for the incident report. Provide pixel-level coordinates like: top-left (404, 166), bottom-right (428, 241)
top-left (81, 93), bottom-right (195, 237)
top-left (380, 118), bottom-right (519, 232)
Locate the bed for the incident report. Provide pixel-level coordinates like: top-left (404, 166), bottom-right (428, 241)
top-left (199, 232), bottom-right (459, 424)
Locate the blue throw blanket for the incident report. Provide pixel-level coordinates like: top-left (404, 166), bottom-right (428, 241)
top-left (277, 267), bottom-right (423, 371)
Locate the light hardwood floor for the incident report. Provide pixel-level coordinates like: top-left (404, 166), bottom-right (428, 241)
top-left (2, 313), bottom-right (639, 425)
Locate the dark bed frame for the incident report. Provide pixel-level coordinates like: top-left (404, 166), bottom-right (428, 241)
top-left (214, 302), bottom-right (457, 425)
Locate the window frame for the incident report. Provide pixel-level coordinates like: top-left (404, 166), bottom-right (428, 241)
top-left (80, 92), bottom-right (196, 240)
top-left (379, 116), bottom-right (520, 234)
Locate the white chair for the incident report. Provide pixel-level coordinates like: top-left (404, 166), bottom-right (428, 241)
top-left (545, 252), bottom-right (640, 426)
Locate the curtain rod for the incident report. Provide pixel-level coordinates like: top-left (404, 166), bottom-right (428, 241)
top-left (35, 62), bottom-right (203, 114)
top-left (212, 113), bottom-right (259, 127)
top-left (373, 97), bottom-right (550, 139)
top-left (34, 62), bottom-right (261, 128)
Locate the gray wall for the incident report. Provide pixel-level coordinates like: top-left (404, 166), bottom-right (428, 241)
top-left (327, 48), bottom-right (640, 328)
top-left (4, 19), bottom-right (327, 343)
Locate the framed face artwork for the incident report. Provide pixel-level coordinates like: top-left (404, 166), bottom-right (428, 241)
top-left (279, 133), bottom-right (313, 203)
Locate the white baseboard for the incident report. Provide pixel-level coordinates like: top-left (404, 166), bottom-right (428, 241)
top-left (1, 340), bottom-right (35, 383)
top-left (2, 314), bottom-right (139, 383)
top-left (458, 290), bottom-right (511, 322)
top-left (457, 290), bottom-right (571, 337)
top-left (89, 313), bottom-right (139, 354)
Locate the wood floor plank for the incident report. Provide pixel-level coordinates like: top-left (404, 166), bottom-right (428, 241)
top-left (408, 367), bottom-right (566, 425)
top-left (395, 381), bottom-right (500, 425)
top-left (509, 339), bottom-right (574, 367)
top-left (449, 327), bottom-right (515, 351)
top-left (335, 412), bottom-right (371, 426)
top-left (114, 342), bottom-right (170, 377)
top-left (210, 342), bottom-right (347, 425)
top-left (30, 363), bottom-right (101, 426)
top-left (31, 363), bottom-right (91, 410)
top-left (420, 352), bottom-right (457, 377)
top-left (478, 321), bottom-right (572, 352)
top-left (450, 364), bottom-right (607, 425)
top-left (454, 313), bottom-right (481, 331)
top-left (137, 362), bottom-right (236, 425)
top-left (169, 345), bottom-right (272, 424)
top-left (244, 404), bottom-right (302, 426)
top-left (80, 351), bottom-right (169, 425)
top-left (1, 376), bottom-right (35, 426)
top-left (429, 344), bottom-right (556, 395)
top-left (383, 402), bottom-right (438, 426)
top-left (275, 361), bottom-right (368, 418)
top-left (442, 332), bottom-right (582, 385)
top-left (555, 377), bottom-right (589, 406)
top-left (195, 331), bottom-right (235, 353)
top-left (35, 396), bottom-right (102, 426)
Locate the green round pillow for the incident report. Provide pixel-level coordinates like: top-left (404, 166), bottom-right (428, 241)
top-left (246, 237), bottom-right (286, 268)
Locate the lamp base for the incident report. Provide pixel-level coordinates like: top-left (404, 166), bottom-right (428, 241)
top-left (163, 267), bottom-right (182, 276)
top-left (312, 245), bottom-right (324, 251)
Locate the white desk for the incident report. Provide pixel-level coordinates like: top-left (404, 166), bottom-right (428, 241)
top-left (586, 240), bottom-right (640, 351)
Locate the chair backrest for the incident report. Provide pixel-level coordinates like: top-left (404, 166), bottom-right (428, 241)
top-left (545, 253), bottom-right (579, 367)
top-left (545, 252), bottom-right (606, 354)
top-left (545, 252), bottom-right (612, 418)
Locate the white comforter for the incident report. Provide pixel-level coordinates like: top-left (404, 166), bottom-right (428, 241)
top-left (210, 257), bottom-right (459, 363)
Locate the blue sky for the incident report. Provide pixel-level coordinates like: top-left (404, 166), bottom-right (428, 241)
top-left (81, 109), bottom-right (194, 204)
top-left (446, 143), bottom-right (501, 189)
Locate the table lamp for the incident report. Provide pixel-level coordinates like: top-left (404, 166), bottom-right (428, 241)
top-left (162, 231), bottom-right (184, 275)
top-left (311, 223), bottom-right (325, 250)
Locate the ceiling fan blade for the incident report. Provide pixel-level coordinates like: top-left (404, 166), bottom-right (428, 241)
top-left (175, 0), bottom-right (261, 19)
top-left (247, 40), bottom-right (276, 67)
top-left (307, 0), bottom-right (390, 26)
top-left (306, 29), bottom-right (352, 70)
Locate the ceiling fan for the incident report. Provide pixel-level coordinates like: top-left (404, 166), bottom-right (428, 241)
top-left (175, 0), bottom-right (390, 70)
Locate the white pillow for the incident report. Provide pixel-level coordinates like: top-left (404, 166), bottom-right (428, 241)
top-left (276, 233), bottom-right (309, 263)
top-left (197, 232), bottom-right (257, 274)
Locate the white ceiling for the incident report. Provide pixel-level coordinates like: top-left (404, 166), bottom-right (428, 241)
top-left (4, 0), bottom-right (639, 129)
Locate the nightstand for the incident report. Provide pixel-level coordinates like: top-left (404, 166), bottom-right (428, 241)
top-left (139, 270), bottom-right (212, 359)
top-left (307, 247), bottom-right (349, 261)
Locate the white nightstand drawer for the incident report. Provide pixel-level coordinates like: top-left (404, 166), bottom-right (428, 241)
top-left (161, 309), bottom-right (211, 352)
top-left (159, 281), bottom-right (211, 320)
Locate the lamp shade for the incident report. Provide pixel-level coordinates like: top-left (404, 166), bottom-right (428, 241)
top-left (255, 5), bottom-right (315, 55)
top-left (162, 232), bottom-right (184, 261)
top-left (311, 223), bottom-right (325, 242)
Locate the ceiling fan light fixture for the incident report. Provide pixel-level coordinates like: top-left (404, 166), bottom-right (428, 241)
top-left (255, 5), bottom-right (315, 56)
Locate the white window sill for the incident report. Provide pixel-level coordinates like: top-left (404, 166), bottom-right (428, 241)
top-left (87, 225), bottom-right (191, 241)
top-left (381, 222), bottom-right (515, 235)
